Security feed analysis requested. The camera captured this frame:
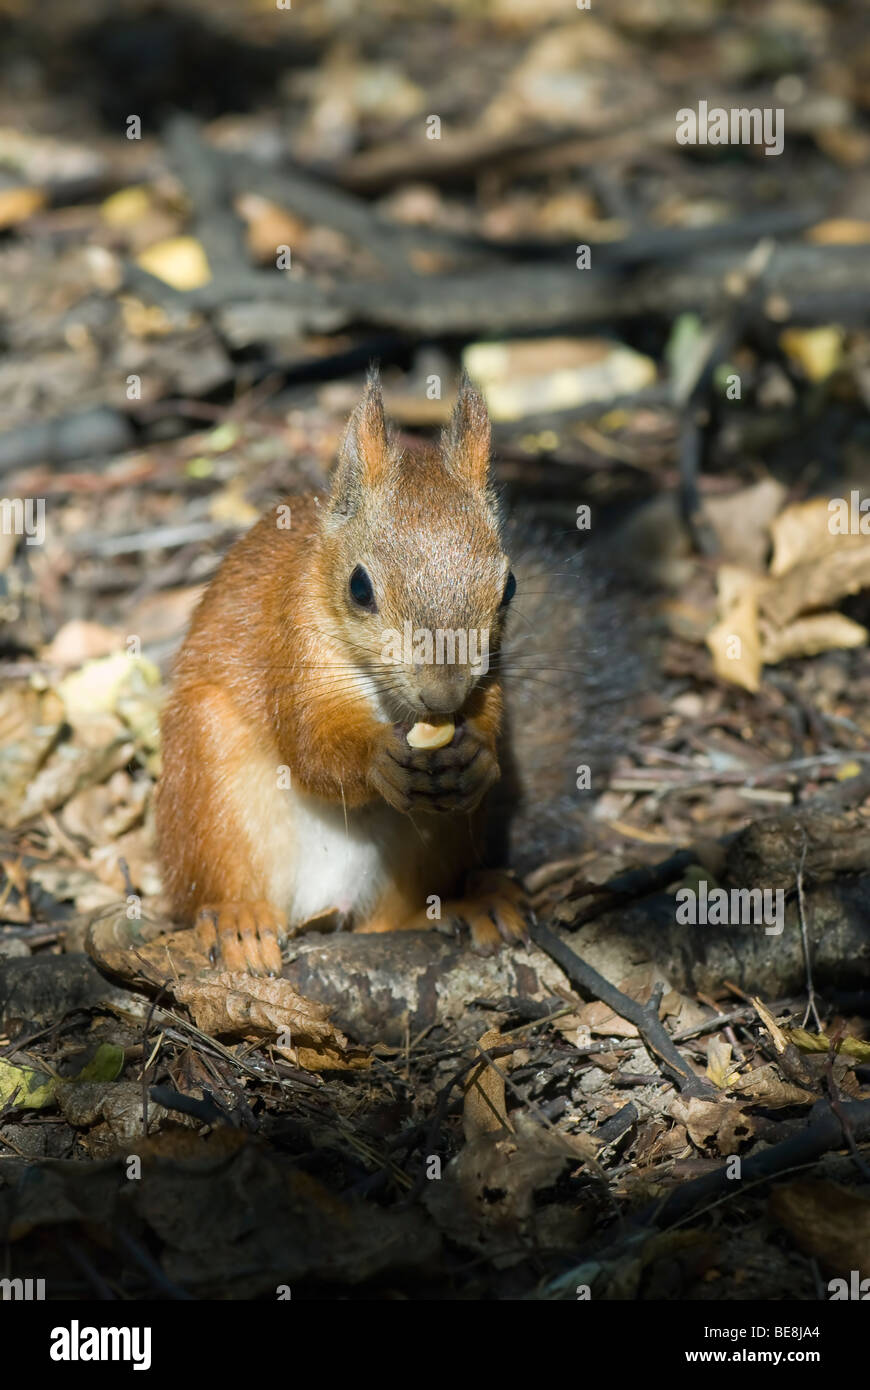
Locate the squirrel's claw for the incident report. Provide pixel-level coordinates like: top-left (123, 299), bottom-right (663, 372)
top-left (444, 872), bottom-right (531, 955)
top-left (195, 900), bottom-right (289, 976)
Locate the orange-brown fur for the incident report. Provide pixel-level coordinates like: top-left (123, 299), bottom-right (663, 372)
top-left (155, 374), bottom-right (517, 964)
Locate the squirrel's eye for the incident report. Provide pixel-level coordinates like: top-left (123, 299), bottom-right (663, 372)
top-left (349, 564), bottom-right (377, 612)
top-left (501, 570), bottom-right (516, 607)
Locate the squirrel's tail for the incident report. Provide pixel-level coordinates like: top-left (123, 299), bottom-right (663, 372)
top-left (490, 502), bottom-right (657, 874)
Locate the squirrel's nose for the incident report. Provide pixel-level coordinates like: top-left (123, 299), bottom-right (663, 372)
top-left (416, 668), bottom-right (473, 715)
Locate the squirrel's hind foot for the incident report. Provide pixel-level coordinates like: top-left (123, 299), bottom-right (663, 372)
top-left (441, 871), bottom-right (531, 955)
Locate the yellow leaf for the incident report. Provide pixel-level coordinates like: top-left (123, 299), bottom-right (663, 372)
top-left (807, 219), bottom-right (870, 245)
top-left (101, 186), bottom-right (153, 227)
top-left (706, 1038), bottom-right (740, 1089)
top-left (0, 1058), bottom-right (55, 1109)
top-left (0, 1043), bottom-right (126, 1110)
top-left (835, 760), bottom-right (863, 781)
top-left (185, 456), bottom-right (214, 478)
top-left (57, 651), bottom-right (161, 722)
top-left (780, 326), bottom-right (843, 383)
top-left (784, 1028), bottom-right (870, 1063)
top-left (136, 236), bottom-right (211, 290)
top-left (0, 185), bottom-right (45, 229)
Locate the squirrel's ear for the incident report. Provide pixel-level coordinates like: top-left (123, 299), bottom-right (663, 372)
top-left (330, 370), bottom-right (392, 514)
top-left (443, 374), bottom-right (491, 488)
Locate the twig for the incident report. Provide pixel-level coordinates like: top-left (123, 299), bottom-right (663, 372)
top-left (823, 1029), bottom-right (870, 1182)
top-left (559, 847), bottom-right (697, 927)
top-left (148, 1084), bottom-right (233, 1127)
top-left (796, 832), bottom-right (822, 1031)
top-left (529, 921), bottom-right (717, 1100)
top-left (65, 519), bottom-right (243, 557)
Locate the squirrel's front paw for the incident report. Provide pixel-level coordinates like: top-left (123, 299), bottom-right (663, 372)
top-left (194, 900), bottom-right (289, 976)
top-left (369, 721), bottom-right (498, 815)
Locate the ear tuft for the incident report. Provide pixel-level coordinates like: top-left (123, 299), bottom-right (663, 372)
top-left (330, 368), bottom-right (393, 514)
top-left (443, 373), bottom-right (491, 487)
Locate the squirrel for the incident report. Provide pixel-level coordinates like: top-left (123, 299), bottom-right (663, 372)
top-left (155, 371), bottom-right (647, 975)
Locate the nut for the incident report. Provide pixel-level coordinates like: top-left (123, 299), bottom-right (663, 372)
top-left (406, 719), bottom-right (455, 750)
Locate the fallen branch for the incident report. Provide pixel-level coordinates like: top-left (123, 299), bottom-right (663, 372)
top-left (528, 920), bottom-right (716, 1100)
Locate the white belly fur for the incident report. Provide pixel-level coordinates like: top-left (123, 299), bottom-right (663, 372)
top-left (288, 788), bottom-right (419, 922)
top-left (229, 703), bottom-right (442, 926)
top-left (239, 766), bottom-right (436, 924)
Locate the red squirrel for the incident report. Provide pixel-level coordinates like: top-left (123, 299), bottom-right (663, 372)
top-left (155, 373), bottom-right (530, 974)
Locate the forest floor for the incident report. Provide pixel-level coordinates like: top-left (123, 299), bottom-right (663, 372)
top-left (0, 0), bottom-right (869, 1300)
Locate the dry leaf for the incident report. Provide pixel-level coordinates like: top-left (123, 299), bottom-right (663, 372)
top-left (670, 1095), bottom-right (746, 1150)
top-left (175, 972), bottom-right (366, 1072)
top-left (0, 185), bottom-right (45, 229)
top-left (784, 1027), bottom-right (870, 1063)
top-left (706, 1038), bottom-right (740, 1089)
top-left (1, 696), bottom-right (132, 830)
top-left (702, 480), bottom-right (786, 570)
top-left (208, 481), bottom-right (260, 527)
top-left (707, 571), bottom-right (763, 692)
top-left (780, 326), bottom-right (843, 382)
top-left (83, 910), bottom-right (365, 1072)
top-left (761, 544), bottom-right (870, 628)
top-left (119, 295), bottom-right (175, 337)
top-left (173, 972), bottom-right (351, 1058)
top-left (769, 496), bottom-right (864, 577)
top-left (101, 186), bottom-right (153, 227)
top-left (808, 218), bottom-right (870, 245)
top-left (137, 236), bottom-right (211, 290)
top-left (464, 337), bottom-right (656, 420)
top-left (576, 998), bottom-right (639, 1039)
top-left (769, 1181), bottom-right (870, 1273)
top-left (0, 687), bottom-right (66, 826)
top-left (426, 1111), bottom-right (597, 1258)
top-left (463, 1028), bottom-right (512, 1140)
top-left (761, 611), bottom-right (868, 662)
top-left (751, 997), bottom-right (788, 1053)
top-left (57, 652), bottom-right (161, 723)
top-left (235, 193), bottom-right (308, 263)
top-left (708, 509), bottom-right (870, 686)
top-left (729, 1063), bottom-right (816, 1108)
top-left (44, 620), bottom-right (125, 666)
